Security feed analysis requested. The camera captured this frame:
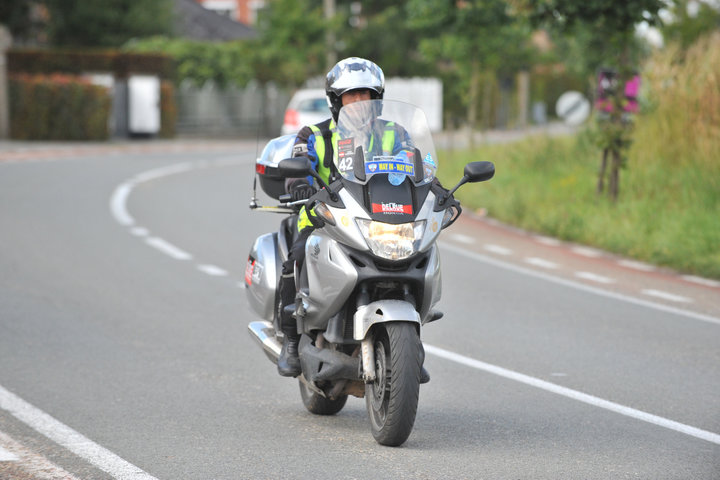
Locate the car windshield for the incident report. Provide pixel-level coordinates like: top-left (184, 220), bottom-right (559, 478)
top-left (334, 100), bottom-right (437, 186)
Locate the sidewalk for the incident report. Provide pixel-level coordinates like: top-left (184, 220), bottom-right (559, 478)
top-left (0, 137), bottom-right (258, 162)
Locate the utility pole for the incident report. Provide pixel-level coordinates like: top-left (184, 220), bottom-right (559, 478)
top-left (0, 25), bottom-right (11, 139)
top-left (324, 0), bottom-right (337, 71)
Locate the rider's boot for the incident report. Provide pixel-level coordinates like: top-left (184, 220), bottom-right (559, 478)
top-left (277, 271), bottom-right (301, 377)
top-left (420, 366), bottom-right (430, 384)
top-left (277, 331), bottom-right (301, 377)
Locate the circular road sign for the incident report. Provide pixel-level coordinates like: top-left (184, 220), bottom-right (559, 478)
top-left (555, 91), bottom-right (591, 126)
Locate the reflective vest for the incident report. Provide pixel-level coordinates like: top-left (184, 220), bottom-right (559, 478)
top-left (298, 120), bottom-right (397, 232)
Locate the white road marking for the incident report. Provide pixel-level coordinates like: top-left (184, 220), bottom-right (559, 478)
top-left (145, 237), bottom-right (193, 261)
top-left (130, 227), bottom-right (149, 237)
top-left (439, 242), bottom-right (720, 326)
top-left (197, 264), bottom-right (229, 276)
top-left (524, 257), bottom-right (559, 269)
top-left (0, 431), bottom-right (83, 479)
top-left (451, 234), bottom-right (475, 244)
top-left (424, 344), bottom-right (720, 446)
top-left (642, 289), bottom-right (692, 303)
top-left (483, 244), bottom-right (512, 255)
top-left (574, 271), bottom-right (615, 284)
top-left (109, 182), bottom-right (135, 226)
top-left (682, 275), bottom-right (720, 288)
top-left (617, 259), bottom-right (656, 272)
top-left (0, 384), bottom-right (158, 479)
top-left (534, 235), bottom-right (562, 246)
top-left (0, 445), bottom-right (19, 462)
top-left (571, 246), bottom-right (603, 258)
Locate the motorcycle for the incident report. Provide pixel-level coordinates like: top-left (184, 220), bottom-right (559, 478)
top-left (245, 100), bottom-right (494, 446)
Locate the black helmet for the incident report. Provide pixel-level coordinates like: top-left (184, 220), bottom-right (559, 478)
top-left (326, 57), bottom-right (385, 121)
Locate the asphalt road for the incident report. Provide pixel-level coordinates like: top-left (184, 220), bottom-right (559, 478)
top-left (0, 142), bottom-right (718, 479)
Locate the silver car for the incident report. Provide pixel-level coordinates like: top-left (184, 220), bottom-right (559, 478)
top-left (280, 88), bottom-right (330, 135)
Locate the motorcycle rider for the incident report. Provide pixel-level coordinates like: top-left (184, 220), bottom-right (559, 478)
top-left (276, 57), bottom-right (432, 384)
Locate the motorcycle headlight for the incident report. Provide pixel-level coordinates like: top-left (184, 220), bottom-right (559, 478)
top-left (356, 219), bottom-right (425, 260)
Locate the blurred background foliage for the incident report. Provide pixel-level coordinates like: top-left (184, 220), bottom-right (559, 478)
top-left (3, 0), bottom-right (719, 129)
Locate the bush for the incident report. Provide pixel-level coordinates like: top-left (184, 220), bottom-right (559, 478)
top-left (10, 73), bottom-right (111, 140)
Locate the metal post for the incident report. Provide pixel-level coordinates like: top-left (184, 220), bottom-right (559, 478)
top-left (324, 0), bottom-right (336, 71)
top-left (0, 26), bottom-right (12, 139)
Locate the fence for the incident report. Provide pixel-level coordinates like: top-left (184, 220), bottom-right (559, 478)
top-left (174, 80), bottom-right (290, 138)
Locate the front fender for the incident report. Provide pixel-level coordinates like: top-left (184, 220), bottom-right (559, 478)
top-left (353, 300), bottom-right (420, 340)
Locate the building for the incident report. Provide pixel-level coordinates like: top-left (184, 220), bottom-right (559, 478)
top-left (193, 0), bottom-right (266, 25)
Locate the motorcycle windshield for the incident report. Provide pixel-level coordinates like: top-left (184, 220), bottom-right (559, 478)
top-left (334, 100), bottom-right (437, 186)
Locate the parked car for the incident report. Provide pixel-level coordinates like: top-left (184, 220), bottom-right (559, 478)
top-left (280, 89), bottom-right (330, 135)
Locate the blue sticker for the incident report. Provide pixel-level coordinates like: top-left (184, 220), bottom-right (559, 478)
top-left (388, 172), bottom-right (405, 186)
top-left (365, 160), bottom-right (415, 176)
top-left (424, 153), bottom-right (436, 167)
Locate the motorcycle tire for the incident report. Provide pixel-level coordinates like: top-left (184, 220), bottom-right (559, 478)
top-left (299, 381), bottom-right (348, 415)
top-left (366, 322), bottom-right (422, 446)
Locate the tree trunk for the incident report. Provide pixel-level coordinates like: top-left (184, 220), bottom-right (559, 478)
top-left (609, 148), bottom-right (621, 201)
top-left (467, 59), bottom-right (480, 149)
top-left (597, 148), bottom-right (608, 194)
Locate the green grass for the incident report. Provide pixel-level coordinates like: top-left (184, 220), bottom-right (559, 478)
top-left (439, 128), bottom-right (720, 279)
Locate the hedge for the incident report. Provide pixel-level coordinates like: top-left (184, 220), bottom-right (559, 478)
top-left (8, 49), bottom-right (174, 80)
top-left (10, 74), bottom-right (111, 140)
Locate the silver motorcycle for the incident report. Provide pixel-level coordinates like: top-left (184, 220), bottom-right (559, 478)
top-left (246, 100), bottom-right (494, 446)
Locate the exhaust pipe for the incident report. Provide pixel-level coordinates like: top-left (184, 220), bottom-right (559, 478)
top-left (248, 321), bottom-right (281, 364)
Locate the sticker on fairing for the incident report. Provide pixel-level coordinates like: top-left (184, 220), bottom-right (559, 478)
top-left (372, 202), bottom-right (413, 214)
top-left (365, 158), bottom-right (415, 176)
top-left (244, 258), bottom-right (255, 285)
top-left (337, 138), bottom-right (354, 172)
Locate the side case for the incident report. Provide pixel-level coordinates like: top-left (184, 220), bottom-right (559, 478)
top-left (245, 233), bottom-right (281, 322)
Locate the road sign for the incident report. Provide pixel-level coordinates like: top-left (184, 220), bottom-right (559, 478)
top-left (556, 91), bottom-right (591, 126)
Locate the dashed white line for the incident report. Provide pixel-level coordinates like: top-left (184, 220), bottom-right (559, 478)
top-left (682, 275), bottom-right (720, 288)
top-left (0, 384), bottom-right (158, 480)
top-left (145, 237), bottom-right (193, 261)
top-left (197, 264), bottom-right (229, 276)
top-left (483, 244), bottom-right (512, 255)
top-left (571, 246), bottom-right (604, 258)
top-left (618, 259), bottom-right (657, 272)
top-left (534, 235), bottom-right (562, 246)
top-left (424, 344), bottom-right (720, 446)
top-left (439, 242), bottom-right (720, 326)
top-left (575, 271), bottom-right (615, 284)
top-left (130, 227), bottom-right (149, 237)
top-left (642, 289), bottom-right (693, 303)
top-left (109, 182), bottom-right (135, 226)
top-left (451, 233), bottom-right (475, 244)
top-left (524, 257), bottom-right (559, 269)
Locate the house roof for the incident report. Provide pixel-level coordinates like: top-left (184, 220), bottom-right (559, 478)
top-left (174, 0), bottom-right (256, 41)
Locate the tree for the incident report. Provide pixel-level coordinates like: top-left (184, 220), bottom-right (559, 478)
top-left (662, 0), bottom-right (720, 49)
top-left (406, 0), bottom-right (533, 136)
top-left (44, 0), bottom-right (173, 47)
top-left (523, 0), bottom-right (665, 201)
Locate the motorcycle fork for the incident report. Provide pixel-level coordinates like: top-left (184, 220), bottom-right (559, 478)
top-left (357, 283), bottom-right (417, 383)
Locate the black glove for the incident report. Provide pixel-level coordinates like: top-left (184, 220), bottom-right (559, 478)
top-left (289, 180), bottom-right (316, 202)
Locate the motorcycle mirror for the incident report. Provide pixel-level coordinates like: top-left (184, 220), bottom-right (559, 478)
top-left (439, 161), bottom-right (495, 206)
top-left (277, 156), bottom-right (313, 177)
top-left (464, 161), bottom-right (495, 183)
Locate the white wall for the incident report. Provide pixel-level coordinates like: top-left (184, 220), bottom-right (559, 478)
top-left (384, 77), bottom-right (443, 132)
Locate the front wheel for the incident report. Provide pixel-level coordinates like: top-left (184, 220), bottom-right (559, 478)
top-left (366, 322), bottom-right (422, 446)
top-left (299, 380), bottom-right (348, 415)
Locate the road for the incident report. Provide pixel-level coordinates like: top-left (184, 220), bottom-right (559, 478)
top-left (0, 141), bottom-right (718, 479)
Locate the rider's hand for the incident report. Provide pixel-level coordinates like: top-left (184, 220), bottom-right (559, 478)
top-left (289, 180), bottom-right (316, 202)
